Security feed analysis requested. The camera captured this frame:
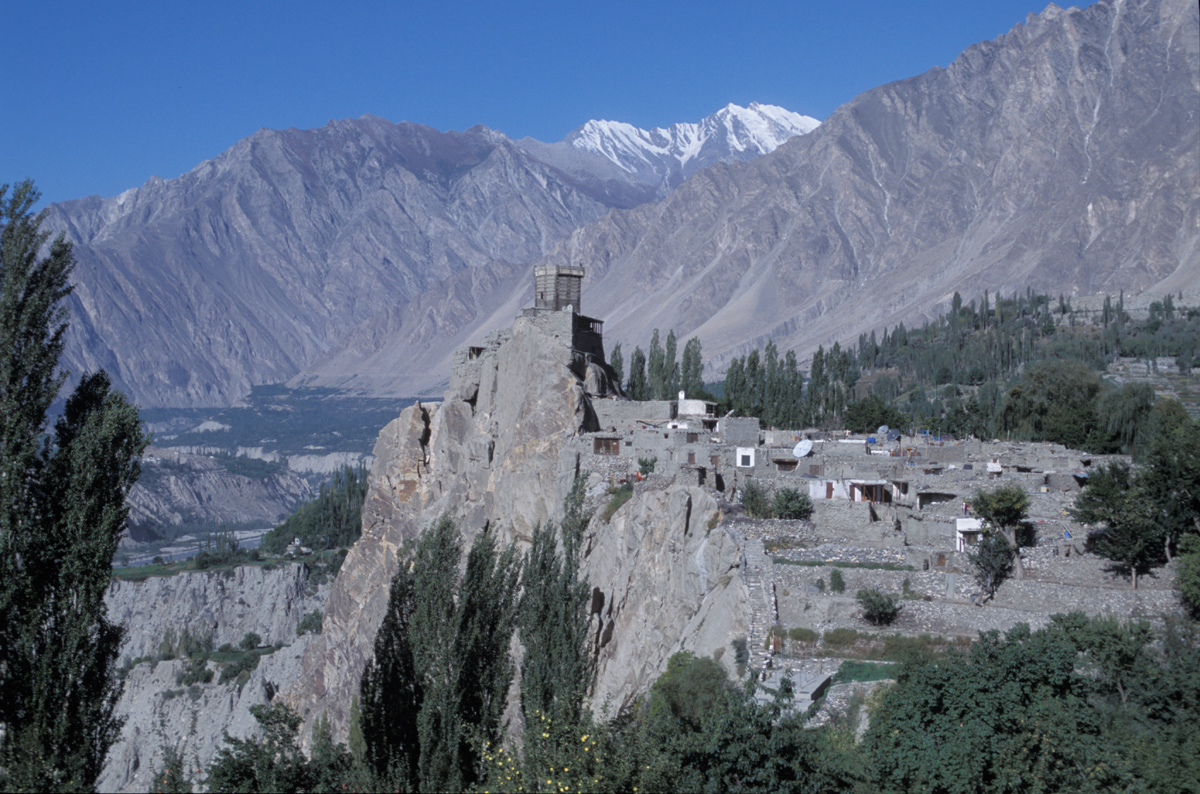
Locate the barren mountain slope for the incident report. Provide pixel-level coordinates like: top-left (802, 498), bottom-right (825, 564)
top-left (47, 118), bottom-right (621, 406)
top-left (304, 0), bottom-right (1198, 395)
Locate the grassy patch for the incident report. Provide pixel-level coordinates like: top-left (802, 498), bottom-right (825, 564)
top-left (831, 660), bottom-right (899, 684)
top-left (817, 630), bottom-right (971, 661)
top-left (772, 558), bottom-right (914, 571)
top-left (601, 483), bottom-right (634, 522)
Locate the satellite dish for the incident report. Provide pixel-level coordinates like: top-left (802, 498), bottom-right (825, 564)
top-left (793, 440), bottom-right (813, 458)
top-left (878, 425), bottom-right (889, 435)
top-left (887, 429), bottom-right (901, 442)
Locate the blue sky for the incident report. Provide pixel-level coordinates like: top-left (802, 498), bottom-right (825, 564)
top-left (2, 0), bottom-right (1098, 206)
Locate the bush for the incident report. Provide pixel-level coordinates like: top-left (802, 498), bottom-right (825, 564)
top-left (823, 628), bottom-right (860, 647)
top-left (857, 588), bottom-right (902, 625)
top-left (176, 657), bottom-right (213, 686)
top-left (239, 632), bottom-right (262, 651)
top-left (830, 569), bottom-right (846, 593)
top-left (816, 578), bottom-right (825, 593)
top-left (297, 610), bottom-right (323, 636)
top-left (788, 627), bottom-right (818, 643)
top-left (772, 487), bottom-right (814, 520)
top-left (740, 479), bottom-right (772, 518)
top-left (638, 456), bottom-right (657, 475)
top-left (218, 652), bottom-right (261, 685)
top-left (601, 482), bottom-right (634, 521)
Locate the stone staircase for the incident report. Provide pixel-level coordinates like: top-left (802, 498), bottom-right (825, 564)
top-left (742, 538), bottom-right (778, 673)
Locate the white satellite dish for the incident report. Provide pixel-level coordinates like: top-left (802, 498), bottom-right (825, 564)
top-left (877, 425), bottom-right (889, 435)
top-left (793, 440), bottom-right (813, 458)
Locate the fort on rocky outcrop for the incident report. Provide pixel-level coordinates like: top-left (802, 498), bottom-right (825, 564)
top-left (282, 267), bottom-right (1186, 747)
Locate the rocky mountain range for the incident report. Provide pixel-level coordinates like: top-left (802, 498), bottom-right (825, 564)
top-left (305, 0), bottom-right (1199, 395)
top-left (47, 104), bottom-right (816, 407)
top-left (48, 0), bottom-right (1198, 407)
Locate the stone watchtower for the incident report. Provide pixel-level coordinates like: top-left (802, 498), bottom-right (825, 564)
top-left (534, 264), bottom-right (584, 312)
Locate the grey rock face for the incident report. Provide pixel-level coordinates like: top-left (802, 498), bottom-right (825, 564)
top-left (48, 118), bottom-right (621, 407)
top-left (128, 447), bottom-right (312, 540)
top-left (100, 565), bottom-right (328, 793)
top-left (283, 316), bottom-right (749, 746)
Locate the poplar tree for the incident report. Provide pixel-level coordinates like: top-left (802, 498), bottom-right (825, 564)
top-left (628, 347), bottom-right (648, 401)
top-left (518, 477), bottom-right (595, 782)
top-left (609, 343), bottom-right (624, 392)
top-left (680, 337), bottom-right (704, 398)
top-left (0, 180), bottom-right (148, 791)
top-left (360, 517), bottom-right (521, 793)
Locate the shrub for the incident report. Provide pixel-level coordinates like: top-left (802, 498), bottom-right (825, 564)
top-left (772, 488), bottom-right (814, 520)
top-left (788, 627), bottom-right (818, 644)
top-left (740, 479), bottom-right (772, 518)
top-left (638, 456), bottom-right (657, 475)
top-left (830, 569), bottom-right (846, 593)
top-left (239, 632), bottom-right (262, 651)
top-left (176, 657), bottom-right (213, 686)
top-left (857, 588), bottom-right (902, 625)
top-left (731, 637), bottom-right (749, 666)
top-left (816, 578), bottom-right (825, 592)
top-left (823, 628), bottom-right (860, 647)
top-left (601, 482), bottom-right (634, 521)
top-left (296, 610), bottom-right (323, 636)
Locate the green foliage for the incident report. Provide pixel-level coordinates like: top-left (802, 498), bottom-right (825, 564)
top-left (771, 487), bottom-right (814, 520)
top-left (0, 180), bottom-right (149, 791)
top-left (205, 703), bottom-right (362, 793)
top-left (637, 456), bottom-right (657, 475)
top-left (296, 610), bottom-right (323, 636)
top-left (1001, 359), bottom-right (1103, 449)
top-left (601, 482), bottom-right (633, 522)
top-left (787, 627), bottom-right (818, 644)
top-left (627, 346), bottom-right (648, 400)
top-left (175, 657), bottom-right (214, 686)
top-left (239, 632), bottom-right (261, 651)
top-left (844, 394), bottom-right (909, 434)
top-left (609, 343), bottom-right (624, 391)
top-left (151, 742), bottom-right (192, 794)
top-left (518, 477), bottom-right (596, 786)
top-left (260, 464), bottom-right (369, 554)
top-left (194, 530), bottom-right (247, 569)
top-left (740, 478), bottom-right (772, 518)
top-left (864, 613), bottom-right (1200, 793)
top-left (970, 484), bottom-right (1031, 578)
top-left (830, 568), bottom-right (846, 593)
top-left (1177, 534), bottom-right (1200, 619)
top-left (823, 628), bottom-right (859, 647)
top-left (856, 588), bottom-right (902, 625)
top-left (627, 651), bottom-right (855, 793)
top-left (360, 516), bottom-right (521, 793)
top-left (831, 660), bottom-right (898, 684)
top-left (967, 530), bottom-right (1014, 598)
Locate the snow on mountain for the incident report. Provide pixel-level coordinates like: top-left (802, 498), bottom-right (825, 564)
top-left (565, 102), bottom-right (820, 186)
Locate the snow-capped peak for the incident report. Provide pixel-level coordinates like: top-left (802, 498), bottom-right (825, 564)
top-left (564, 102), bottom-right (820, 185)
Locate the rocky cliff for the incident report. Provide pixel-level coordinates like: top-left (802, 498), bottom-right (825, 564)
top-left (283, 312), bottom-right (751, 743)
top-left (127, 447), bottom-right (312, 542)
top-left (100, 564), bottom-right (329, 793)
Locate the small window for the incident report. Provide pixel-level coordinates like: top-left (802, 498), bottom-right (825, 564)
top-left (686, 433), bottom-right (698, 443)
top-left (594, 438), bottom-right (619, 455)
top-left (740, 454), bottom-right (752, 467)
top-left (711, 455), bottom-right (720, 468)
top-left (687, 452), bottom-right (696, 465)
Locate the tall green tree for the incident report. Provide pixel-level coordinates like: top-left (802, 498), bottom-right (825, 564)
top-left (680, 337), bottom-right (704, 398)
top-left (970, 486), bottom-right (1030, 580)
top-left (0, 180), bottom-right (148, 792)
top-left (627, 347), bottom-right (648, 401)
top-left (360, 517), bottom-right (521, 793)
top-left (608, 343), bottom-right (624, 392)
top-left (517, 477), bottom-right (595, 789)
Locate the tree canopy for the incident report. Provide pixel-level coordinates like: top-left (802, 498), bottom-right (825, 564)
top-left (0, 180), bottom-right (148, 791)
